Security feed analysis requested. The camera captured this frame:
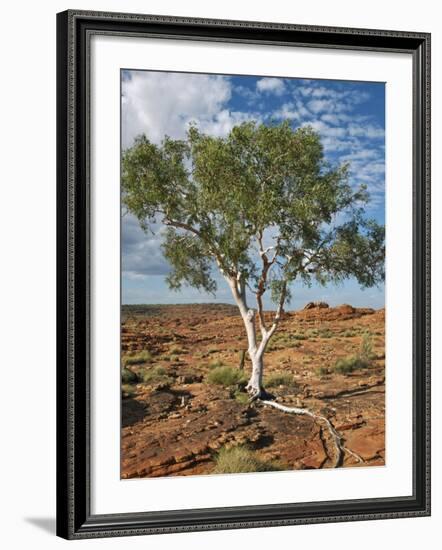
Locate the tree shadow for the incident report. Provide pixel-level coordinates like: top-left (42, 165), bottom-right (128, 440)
top-left (122, 397), bottom-right (147, 428)
top-left (252, 433), bottom-right (275, 450)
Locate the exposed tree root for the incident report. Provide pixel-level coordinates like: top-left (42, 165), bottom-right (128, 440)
top-left (246, 384), bottom-right (274, 402)
top-left (259, 399), bottom-right (365, 468)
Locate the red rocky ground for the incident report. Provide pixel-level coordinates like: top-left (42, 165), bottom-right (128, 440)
top-left (121, 303), bottom-right (385, 478)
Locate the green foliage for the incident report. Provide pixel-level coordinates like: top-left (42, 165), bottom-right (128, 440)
top-left (208, 359), bottom-right (225, 369)
top-left (317, 328), bottom-right (334, 339)
top-left (169, 345), bottom-right (186, 355)
top-left (291, 333), bottom-right (306, 341)
top-left (360, 331), bottom-right (375, 361)
top-left (139, 366), bottom-right (173, 385)
top-left (122, 350), bottom-right (152, 366)
top-left (264, 372), bottom-right (294, 387)
top-left (121, 368), bottom-right (138, 384)
top-left (206, 366), bottom-right (246, 387)
top-left (122, 121), bottom-right (384, 306)
top-left (233, 390), bottom-right (250, 404)
top-left (213, 445), bottom-right (285, 474)
top-left (341, 329), bottom-right (357, 337)
top-left (334, 355), bottom-right (369, 374)
top-left (334, 333), bottom-right (374, 373)
top-left (267, 333), bottom-right (303, 350)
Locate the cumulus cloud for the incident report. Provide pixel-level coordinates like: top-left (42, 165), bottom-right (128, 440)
top-left (122, 71), bottom-right (234, 147)
top-left (256, 77), bottom-right (286, 95)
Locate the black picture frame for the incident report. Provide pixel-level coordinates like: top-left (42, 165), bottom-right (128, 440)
top-left (56, 9), bottom-right (431, 540)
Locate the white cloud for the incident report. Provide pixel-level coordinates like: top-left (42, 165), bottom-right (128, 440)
top-left (272, 102), bottom-right (302, 121)
top-left (321, 113), bottom-right (351, 125)
top-left (308, 98), bottom-right (347, 114)
top-left (122, 71), bottom-right (233, 147)
top-left (256, 77), bottom-right (286, 95)
top-left (199, 109), bottom-right (262, 137)
top-left (348, 123), bottom-right (385, 139)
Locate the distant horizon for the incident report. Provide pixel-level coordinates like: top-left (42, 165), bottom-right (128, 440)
top-left (121, 299), bottom-right (385, 311)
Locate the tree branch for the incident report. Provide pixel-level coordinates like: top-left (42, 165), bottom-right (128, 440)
top-left (163, 216), bottom-right (236, 278)
top-left (268, 279), bottom-right (287, 337)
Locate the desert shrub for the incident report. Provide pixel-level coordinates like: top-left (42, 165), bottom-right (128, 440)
top-left (139, 366), bottom-right (173, 385)
top-left (266, 341), bottom-right (284, 351)
top-left (333, 332), bottom-right (375, 374)
top-left (317, 328), bottom-right (333, 339)
top-left (360, 332), bottom-right (375, 361)
top-left (264, 372), bottom-right (294, 388)
top-left (169, 345), bottom-right (186, 354)
top-left (121, 368), bottom-right (138, 384)
top-left (207, 366), bottom-right (246, 387)
top-left (208, 359), bottom-right (225, 370)
top-left (334, 355), bottom-right (369, 374)
top-left (267, 333), bottom-right (303, 351)
top-left (213, 445), bottom-right (284, 474)
top-left (233, 390), bottom-right (250, 405)
top-left (341, 329), bottom-right (357, 337)
top-left (122, 350), bottom-right (152, 366)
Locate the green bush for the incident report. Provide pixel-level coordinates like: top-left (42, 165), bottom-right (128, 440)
top-left (122, 350), bottom-right (152, 366)
top-left (121, 368), bottom-right (138, 384)
top-left (317, 328), bottom-right (333, 339)
top-left (139, 366), bottom-right (173, 385)
top-left (169, 345), bottom-right (186, 355)
top-left (233, 390), bottom-right (250, 405)
top-left (360, 332), bottom-right (375, 361)
top-left (213, 445), bottom-right (285, 474)
top-left (264, 372), bottom-right (294, 388)
top-left (333, 332), bottom-right (375, 374)
top-left (208, 359), bottom-right (225, 370)
top-left (207, 366), bottom-right (246, 387)
top-left (334, 355), bottom-right (369, 374)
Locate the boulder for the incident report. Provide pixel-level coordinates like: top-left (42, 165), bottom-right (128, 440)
top-left (303, 301), bottom-right (329, 310)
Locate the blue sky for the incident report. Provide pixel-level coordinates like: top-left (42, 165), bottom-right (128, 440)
top-left (121, 70), bottom-right (385, 309)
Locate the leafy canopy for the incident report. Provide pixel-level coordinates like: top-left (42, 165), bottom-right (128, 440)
top-left (122, 120), bottom-right (384, 304)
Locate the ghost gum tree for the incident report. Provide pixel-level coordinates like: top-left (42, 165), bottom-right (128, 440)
top-left (122, 121), bottom-right (385, 401)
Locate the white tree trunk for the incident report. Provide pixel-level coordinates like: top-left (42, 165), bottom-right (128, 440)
top-left (225, 276), bottom-right (277, 399)
top-left (247, 352), bottom-right (264, 396)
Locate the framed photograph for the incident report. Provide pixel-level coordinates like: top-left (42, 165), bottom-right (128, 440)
top-left (56, 10), bottom-right (431, 539)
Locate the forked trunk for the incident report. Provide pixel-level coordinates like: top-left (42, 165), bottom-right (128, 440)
top-left (226, 276), bottom-right (276, 399)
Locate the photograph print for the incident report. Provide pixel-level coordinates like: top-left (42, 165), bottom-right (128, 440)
top-left (120, 70), bottom-right (386, 479)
